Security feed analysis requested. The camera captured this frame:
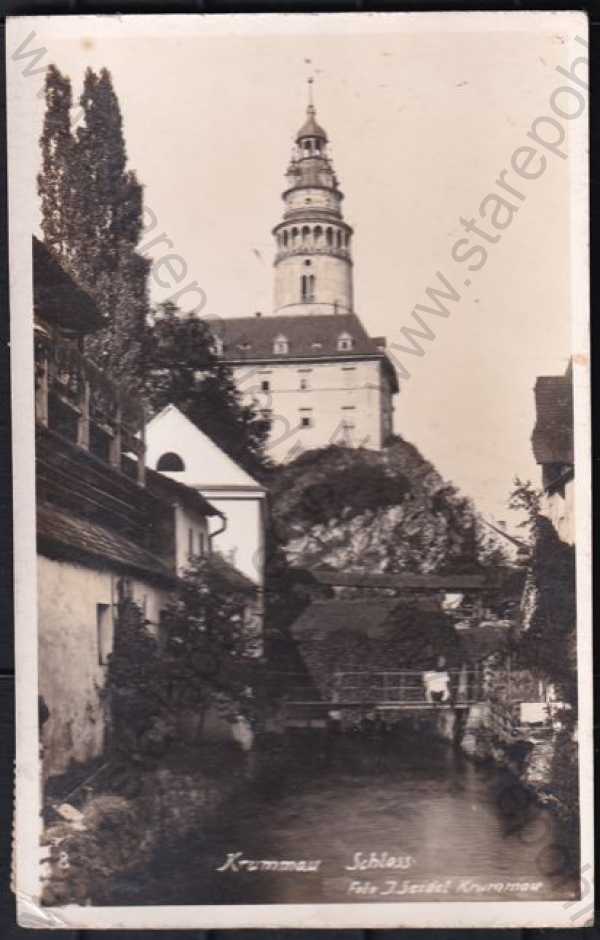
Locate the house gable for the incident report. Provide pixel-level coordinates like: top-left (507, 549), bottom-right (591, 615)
top-left (145, 405), bottom-right (265, 494)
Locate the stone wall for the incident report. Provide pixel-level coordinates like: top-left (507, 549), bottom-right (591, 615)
top-left (38, 555), bottom-right (170, 779)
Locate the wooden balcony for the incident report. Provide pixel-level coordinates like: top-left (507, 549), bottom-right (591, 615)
top-left (35, 331), bottom-right (146, 484)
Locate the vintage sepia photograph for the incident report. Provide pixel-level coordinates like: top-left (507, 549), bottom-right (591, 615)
top-left (8, 12), bottom-right (592, 929)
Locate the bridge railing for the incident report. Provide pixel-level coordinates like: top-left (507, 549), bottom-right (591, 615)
top-left (331, 669), bottom-right (482, 705)
top-left (270, 668), bottom-right (549, 710)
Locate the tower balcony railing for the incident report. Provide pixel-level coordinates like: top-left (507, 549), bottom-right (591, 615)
top-left (34, 331), bottom-right (146, 484)
top-left (274, 245), bottom-right (352, 265)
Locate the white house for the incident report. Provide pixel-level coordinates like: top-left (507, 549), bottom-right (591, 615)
top-left (145, 404), bottom-right (267, 586)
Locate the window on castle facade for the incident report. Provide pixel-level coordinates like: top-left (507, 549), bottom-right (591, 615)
top-left (299, 408), bottom-right (313, 428)
top-left (273, 335), bottom-right (289, 355)
top-left (301, 274), bottom-right (315, 302)
top-left (337, 332), bottom-right (354, 351)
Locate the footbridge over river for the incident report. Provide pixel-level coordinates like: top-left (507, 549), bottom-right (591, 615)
top-left (274, 667), bottom-right (550, 732)
top-left (277, 567), bottom-right (540, 730)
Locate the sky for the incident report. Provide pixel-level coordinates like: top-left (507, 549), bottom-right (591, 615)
top-left (24, 14), bottom-right (582, 524)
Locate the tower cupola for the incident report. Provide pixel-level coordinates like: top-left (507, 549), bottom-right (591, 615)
top-left (273, 80), bottom-right (354, 316)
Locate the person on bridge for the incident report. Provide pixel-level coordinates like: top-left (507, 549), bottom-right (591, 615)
top-left (422, 656), bottom-right (451, 705)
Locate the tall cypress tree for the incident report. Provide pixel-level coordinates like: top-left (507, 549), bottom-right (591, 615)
top-left (73, 68), bottom-right (149, 381)
top-left (38, 66), bottom-right (149, 383)
top-left (37, 66), bottom-right (75, 265)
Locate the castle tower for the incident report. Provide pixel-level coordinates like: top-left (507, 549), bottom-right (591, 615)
top-left (272, 81), bottom-right (354, 316)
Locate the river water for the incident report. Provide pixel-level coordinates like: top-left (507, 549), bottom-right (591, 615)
top-left (133, 730), bottom-right (578, 906)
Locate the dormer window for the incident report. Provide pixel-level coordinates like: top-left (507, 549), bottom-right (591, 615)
top-left (337, 332), bottom-right (354, 352)
top-left (273, 334), bottom-right (289, 355)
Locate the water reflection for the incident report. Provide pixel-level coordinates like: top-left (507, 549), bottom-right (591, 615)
top-left (143, 729), bottom-right (579, 906)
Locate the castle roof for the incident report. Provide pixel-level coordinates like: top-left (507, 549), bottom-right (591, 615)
top-left (218, 312), bottom-right (379, 356)
top-left (217, 312), bottom-right (398, 392)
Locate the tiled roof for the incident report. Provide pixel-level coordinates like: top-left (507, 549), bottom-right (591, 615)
top-left (206, 553), bottom-right (257, 593)
top-left (216, 313), bottom-right (385, 361)
top-left (531, 374), bottom-right (574, 466)
top-left (291, 599), bottom-right (400, 640)
top-left (37, 503), bottom-right (174, 584)
top-left (145, 466), bottom-right (221, 518)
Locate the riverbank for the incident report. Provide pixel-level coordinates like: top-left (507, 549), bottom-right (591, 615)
top-left (40, 726), bottom-right (578, 907)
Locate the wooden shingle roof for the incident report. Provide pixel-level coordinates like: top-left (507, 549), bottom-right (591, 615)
top-left (37, 503), bottom-right (174, 585)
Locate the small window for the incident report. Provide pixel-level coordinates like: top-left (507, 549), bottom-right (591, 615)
top-left (198, 530), bottom-right (206, 557)
top-left (157, 452), bottom-right (185, 472)
top-left (213, 336), bottom-right (224, 356)
top-left (300, 377), bottom-right (309, 390)
top-left (188, 528), bottom-right (194, 558)
top-left (300, 416), bottom-right (312, 428)
top-left (97, 604), bottom-right (112, 666)
top-left (273, 334), bottom-right (289, 355)
top-left (337, 332), bottom-right (354, 352)
top-left (261, 380), bottom-right (270, 392)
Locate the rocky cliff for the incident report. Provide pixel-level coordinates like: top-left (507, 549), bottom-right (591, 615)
top-left (268, 438), bottom-right (503, 574)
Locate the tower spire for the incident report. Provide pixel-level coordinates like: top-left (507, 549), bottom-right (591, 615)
top-left (307, 75), bottom-right (314, 113)
top-left (272, 86), bottom-right (354, 316)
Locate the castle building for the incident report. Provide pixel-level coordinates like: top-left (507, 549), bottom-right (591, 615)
top-left (215, 86), bottom-right (398, 462)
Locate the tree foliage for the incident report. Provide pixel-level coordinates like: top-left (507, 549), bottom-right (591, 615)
top-left (38, 65), bottom-right (75, 263)
top-left (38, 67), bottom-right (270, 474)
top-left (38, 65), bottom-right (149, 382)
top-left (142, 303), bottom-right (271, 476)
top-left (518, 516), bottom-right (577, 705)
top-left (508, 477), bottom-right (543, 538)
top-left (108, 561), bottom-right (262, 758)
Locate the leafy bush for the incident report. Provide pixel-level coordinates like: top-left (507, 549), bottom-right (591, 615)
top-left (108, 560), bottom-right (263, 757)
